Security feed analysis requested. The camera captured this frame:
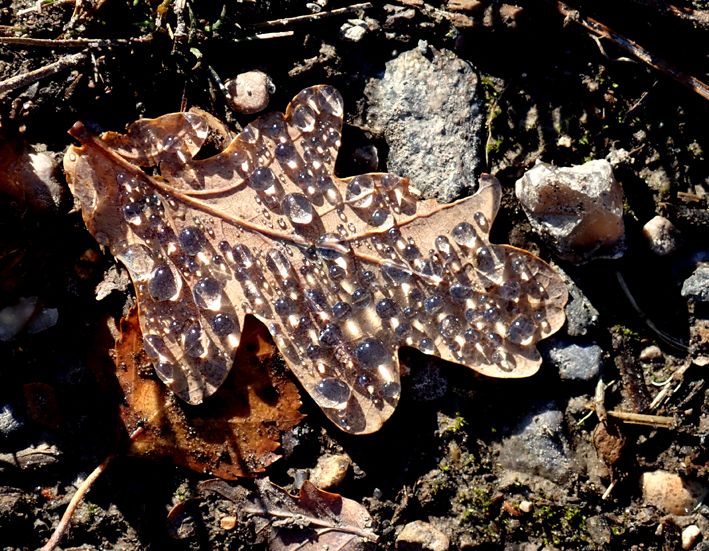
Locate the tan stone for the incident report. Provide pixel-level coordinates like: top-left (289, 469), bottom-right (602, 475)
top-left (641, 470), bottom-right (706, 515)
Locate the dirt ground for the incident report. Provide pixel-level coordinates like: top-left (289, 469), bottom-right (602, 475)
top-left (0, 1), bottom-right (708, 550)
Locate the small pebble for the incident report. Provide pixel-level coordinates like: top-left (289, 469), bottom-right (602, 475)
top-left (643, 215), bottom-right (681, 255)
top-left (0, 405), bottom-right (23, 438)
top-left (682, 524), bottom-right (701, 550)
top-left (639, 345), bottom-right (663, 363)
top-left (225, 71), bottom-right (273, 115)
top-left (518, 500), bottom-right (533, 513)
top-left (396, 520), bottom-right (450, 551)
top-left (340, 19), bottom-right (368, 42)
top-left (309, 453), bottom-right (351, 490)
top-left (641, 470), bottom-right (705, 515)
top-left (0, 297), bottom-right (38, 342)
top-left (219, 515), bottom-right (237, 531)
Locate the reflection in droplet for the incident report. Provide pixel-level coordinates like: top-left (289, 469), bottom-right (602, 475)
top-left (507, 316), bottom-right (536, 345)
top-left (451, 222), bottom-right (478, 248)
top-left (282, 193), bottom-right (314, 225)
top-left (194, 277), bottom-right (222, 310)
top-left (439, 315), bottom-right (462, 339)
top-left (354, 338), bottom-right (389, 369)
top-left (319, 323), bottom-right (343, 347)
top-left (346, 176), bottom-right (375, 208)
top-left (292, 104), bottom-right (316, 132)
top-left (211, 313), bottom-right (236, 336)
top-left (178, 226), bottom-right (205, 256)
top-left (184, 324), bottom-right (205, 357)
top-left (149, 264), bottom-right (179, 301)
top-left (315, 377), bottom-right (350, 409)
top-left (248, 166), bottom-right (276, 191)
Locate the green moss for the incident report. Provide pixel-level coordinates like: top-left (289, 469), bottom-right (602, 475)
top-left (612, 324), bottom-right (640, 339)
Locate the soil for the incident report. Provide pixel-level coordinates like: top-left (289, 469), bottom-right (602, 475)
top-left (1, 1), bottom-right (708, 550)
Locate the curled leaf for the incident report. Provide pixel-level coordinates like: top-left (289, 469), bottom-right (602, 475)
top-left (64, 85), bottom-right (568, 434)
top-left (200, 478), bottom-right (378, 550)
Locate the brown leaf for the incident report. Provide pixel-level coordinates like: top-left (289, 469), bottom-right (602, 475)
top-left (200, 478), bottom-right (378, 550)
top-left (115, 309), bottom-right (303, 479)
top-left (64, 85), bottom-right (568, 434)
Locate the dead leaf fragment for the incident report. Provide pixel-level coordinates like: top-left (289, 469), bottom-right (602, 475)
top-left (115, 309), bottom-right (303, 479)
top-left (64, 85), bottom-right (567, 434)
top-left (200, 478), bottom-right (378, 550)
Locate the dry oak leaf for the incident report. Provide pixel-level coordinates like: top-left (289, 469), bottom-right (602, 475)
top-left (64, 85), bottom-right (568, 435)
top-left (114, 309), bottom-right (303, 479)
top-left (200, 478), bottom-right (378, 550)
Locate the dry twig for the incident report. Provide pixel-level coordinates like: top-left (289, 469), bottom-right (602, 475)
top-left (555, 0), bottom-right (709, 101)
top-left (251, 2), bottom-right (373, 29)
top-left (0, 52), bottom-right (87, 97)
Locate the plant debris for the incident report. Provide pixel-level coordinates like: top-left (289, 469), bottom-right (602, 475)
top-left (64, 85), bottom-right (567, 434)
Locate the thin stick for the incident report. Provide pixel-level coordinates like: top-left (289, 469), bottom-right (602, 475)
top-left (605, 409), bottom-right (676, 428)
top-left (0, 52), bottom-right (86, 96)
top-left (555, 0), bottom-right (709, 101)
top-left (39, 427), bottom-right (144, 551)
top-left (38, 454), bottom-right (115, 551)
top-left (251, 3), bottom-right (372, 29)
top-left (649, 360), bottom-right (693, 409)
top-left (0, 35), bottom-right (151, 49)
top-left (233, 31), bottom-right (295, 43)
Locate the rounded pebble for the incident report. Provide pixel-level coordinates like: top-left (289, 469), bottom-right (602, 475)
top-left (225, 70), bottom-right (273, 114)
top-left (642, 215), bottom-right (681, 256)
top-left (396, 520), bottom-right (450, 551)
top-left (308, 453), bottom-right (352, 490)
top-left (641, 470), bottom-right (705, 515)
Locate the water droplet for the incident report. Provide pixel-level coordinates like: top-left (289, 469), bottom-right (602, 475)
top-left (451, 222), bottom-right (478, 248)
top-left (439, 315), bottom-right (462, 339)
top-left (306, 344), bottom-right (322, 359)
top-left (211, 313), bottom-right (236, 336)
top-left (149, 264), bottom-right (179, 301)
top-left (332, 301), bottom-right (352, 319)
top-left (328, 265), bottom-right (345, 281)
top-left (275, 142), bottom-right (298, 164)
top-left (382, 264), bottom-right (411, 286)
top-left (496, 280), bottom-right (519, 301)
top-left (232, 244), bottom-right (255, 269)
top-left (194, 277), bottom-right (222, 310)
top-left (354, 338), bottom-right (390, 369)
top-left (370, 208), bottom-right (389, 226)
top-left (292, 104), bottom-right (316, 132)
top-left (275, 297), bottom-right (297, 317)
top-left (419, 338), bottom-right (435, 354)
top-left (351, 288), bottom-right (371, 308)
top-left (360, 270), bottom-right (376, 285)
top-left (464, 308), bottom-right (477, 322)
top-left (144, 334), bottom-right (167, 359)
top-left (464, 328), bottom-right (479, 342)
top-left (314, 377), bottom-right (350, 409)
top-left (423, 295), bottom-right (443, 314)
top-left (184, 324), bottom-right (205, 357)
top-left (178, 226), bottom-right (205, 256)
top-left (155, 362), bottom-right (175, 382)
top-left (381, 381), bottom-right (401, 401)
top-left (475, 246), bottom-right (495, 272)
top-left (122, 201), bottom-right (143, 224)
top-left (316, 87), bottom-right (343, 117)
top-left (482, 304), bottom-right (500, 321)
top-left (265, 249), bottom-right (293, 280)
top-left (474, 211), bottom-right (488, 231)
top-left (402, 244), bottom-right (421, 261)
top-left (346, 176), bottom-right (375, 208)
top-left (379, 174), bottom-right (401, 190)
top-left (248, 166), bottom-right (276, 191)
top-left (449, 284), bottom-right (474, 300)
top-left (282, 193), bottom-right (314, 225)
top-left (306, 288), bottom-right (328, 311)
top-left (319, 323), bottom-right (343, 347)
top-left (435, 235), bottom-right (453, 258)
top-left (507, 316), bottom-right (536, 345)
top-left (261, 112), bottom-right (286, 139)
top-left (116, 244), bottom-right (155, 280)
top-left (375, 298), bottom-right (397, 319)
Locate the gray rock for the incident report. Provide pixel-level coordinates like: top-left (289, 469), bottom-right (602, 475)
top-left (496, 401), bottom-right (573, 484)
top-left (515, 159), bottom-right (626, 263)
top-left (0, 405), bottom-right (23, 438)
top-left (681, 264), bottom-right (709, 303)
top-left (0, 297), bottom-right (38, 342)
top-left (553, 264), bottom-right (599, 336)
top-left (365, 44), bottom-right (483, 202)
top-left (543, 338), bottom-right (603, 382)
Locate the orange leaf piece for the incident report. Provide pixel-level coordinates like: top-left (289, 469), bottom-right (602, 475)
top-left (64, 85), bottom-right (567, 434)
top-left (115, 309), bottom-right (303, 479)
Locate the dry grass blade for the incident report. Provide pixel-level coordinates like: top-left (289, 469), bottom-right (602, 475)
top-left (64, 85), bottom-right (568, 434)
top-left (200, 478), bottom-right (378, 549)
